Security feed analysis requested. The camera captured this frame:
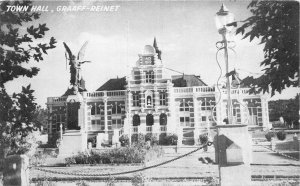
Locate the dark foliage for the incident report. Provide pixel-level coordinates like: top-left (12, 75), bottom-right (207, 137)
top-left (276, 130), bottom-right (286, 141)
top-left (145, 133), bottom-right (158, 146)
top-left (119, 134), bottom-right (129, 147)
top-left (88, 136), bottom-right (97, 148)
top-left (65, 142), bottom-right (164, 165)
top-left (265, 131), bottom-right (275, 141)
top-left (236, 1), bottom-right (299, 96)
top-left (199, 133), bottom-right (208, 145)
top-left (0, 1), bottom-right (56, 156)
top-left (165, 133), bottom-right (178, 145)
top-left (268, 94), bottom-right (299, 128)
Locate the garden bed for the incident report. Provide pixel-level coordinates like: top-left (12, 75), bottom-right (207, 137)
top-left (65, 145), bottom-right (164, 165)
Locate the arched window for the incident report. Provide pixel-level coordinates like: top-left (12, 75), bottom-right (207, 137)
top-left (179, 102), bottom-right (190, 112)
top-left (160, 113), bottom-right (167, 125)
top-left (133, 115), bottom-right (140, 126)
top-left (146, 114), bottom-right (154, 126)
top-left (91, 104), bottom-right (101, 115)
top-left (112, 104), bottom-right (122, 115)
top-left (91, 105), bottom-right (96, 115)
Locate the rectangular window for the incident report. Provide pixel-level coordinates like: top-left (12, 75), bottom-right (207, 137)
top-left (159, 92), bottom-right (166, 106)
top-left (180, 117), bottom-right (184, 122)
top-left (133, 94), bottom-right (140, 107)
top-left (145, 71), bottom-right (154, 83)
top-left (185, 117), bottom-right (190, 122)
top-left (111, 119), bottom-right (122, 129)
top-left (179, 117), bottom-right (190, 127)
top-left (91, 119), bottom-right (102, 130)
top-left (52, 123), bottom-right (56, 133)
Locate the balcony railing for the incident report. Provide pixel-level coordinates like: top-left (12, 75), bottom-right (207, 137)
top-left (85, 90), bottom-right (126, 98)
top-left (173, 87), bottom-right (193, 93)
top-left (47, 97), bottom-right (67, 103)
top-left (86, 92), bottom-right (104, 97)
top-left (173, 86), bottom-right (251, 95)
top-left (222, 88), bottom-right (250, 95)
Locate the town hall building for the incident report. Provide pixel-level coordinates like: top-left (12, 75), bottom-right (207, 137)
top-left (46, 41), bottom-right (269, 150)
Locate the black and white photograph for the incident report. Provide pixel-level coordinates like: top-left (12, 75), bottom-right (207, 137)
top-left (0, 0), bottom-right (299, 185)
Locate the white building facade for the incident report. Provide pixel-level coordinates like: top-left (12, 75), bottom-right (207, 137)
top-left (47, 44), bottom-right (270, 146)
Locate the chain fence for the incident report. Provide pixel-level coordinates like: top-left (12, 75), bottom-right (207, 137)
top-left (261, 145), bottom-right (299, 161)
top-left (31, 142), bottom-right (213, 177)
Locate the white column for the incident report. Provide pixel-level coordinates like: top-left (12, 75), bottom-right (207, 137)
top-left (139, 113), bottom-right (146, 134)
top-left (265, 98), bottom-right (270, 128)
top-left (48, 105), bottom-right (53, 134)
top-left (154, 90), bottom-right (159, 110)
top-left (239, 99), bottom-right (245, 124)
top-left (261, 97), bottom-right (268, 129)
top-left (78, 101), bottom-right (87, 133)
top-left (167, 83), bottom-right (176, 133)
top-left (153, 114), bottom-right (160, 134)
top-left (104, 97), bottom-right (108, 133)
top-left (193, 95), bottom-right (200, 145)
top-left (126, 91), bottom-right (132, 135)
top-left (140, 87), bottom-right (145, 110)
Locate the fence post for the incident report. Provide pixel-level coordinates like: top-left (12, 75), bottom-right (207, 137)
top-left (3, 155), bottom-right (29, 186)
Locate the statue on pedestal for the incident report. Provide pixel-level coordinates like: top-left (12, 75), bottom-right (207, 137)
top-left (63, 41), bottom-right (90, 93)
top-left (63, 41), bottom-right (91, 130)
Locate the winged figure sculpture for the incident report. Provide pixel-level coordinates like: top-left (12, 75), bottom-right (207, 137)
top-left (63, 41), bottom-right (91, 87)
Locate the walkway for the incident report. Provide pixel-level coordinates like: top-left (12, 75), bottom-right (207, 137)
top-left (30, 144), bottom-right (300, 181)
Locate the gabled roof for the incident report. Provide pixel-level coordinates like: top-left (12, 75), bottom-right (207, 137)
top-left (171, 75), bottom-right (207, 87)
top-left (96, 77), bottom-right (127, 91)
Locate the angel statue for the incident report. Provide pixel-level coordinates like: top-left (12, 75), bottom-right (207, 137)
top-left (63, 41), bottom-right (91, 91)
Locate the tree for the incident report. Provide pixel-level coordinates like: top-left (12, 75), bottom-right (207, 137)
top-left (0, 1), bottom-right (56, 157)
top-left (268, 94), bottom-right (299, 128)
top-left (236, 1), bottom-right (299, 96)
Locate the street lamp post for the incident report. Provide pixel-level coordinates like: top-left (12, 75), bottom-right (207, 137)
top-left (214, 5), bottom-right (252, 186)
top-left (215, 3), bottom-right (235, 124)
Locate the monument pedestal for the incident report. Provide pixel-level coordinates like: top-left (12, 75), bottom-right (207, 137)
top-left (214, 124), bottom-right (252, 186)
top-left (58, 130), bottom-right (87, 157)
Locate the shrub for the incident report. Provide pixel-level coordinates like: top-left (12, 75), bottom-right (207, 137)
top-left (277, 130), bottom-right (286, 141)
top-left (165, 133), bottom-right (178, 145)
top-left (65, 144), bottom-right (164, 165)
top-left (131, 173), bottom-right (150, 186)
top-left (87, 136), bottom-right (97, 148)
top-left (76, 180), bottom-right (90, 186)
top-left (265, 131), bottom-right (275, 141)
top-left (48, 132), bottom-right (61, 148)
top-left (119, 135), bottom-right (129, 147)
top-left (131, 133), bottom-right (145, 144)
top-left (105, 175), bottom-right (116, 186)
top-left (145, 133), bottom-right (158, 146)
top-left (199, 133), bottom-right (208, 145)
top-left (159, 133), bottom-right (167, 145)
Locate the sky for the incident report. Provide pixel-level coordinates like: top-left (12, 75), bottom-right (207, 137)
top-left (4, 0), bottom-right (299, 107)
